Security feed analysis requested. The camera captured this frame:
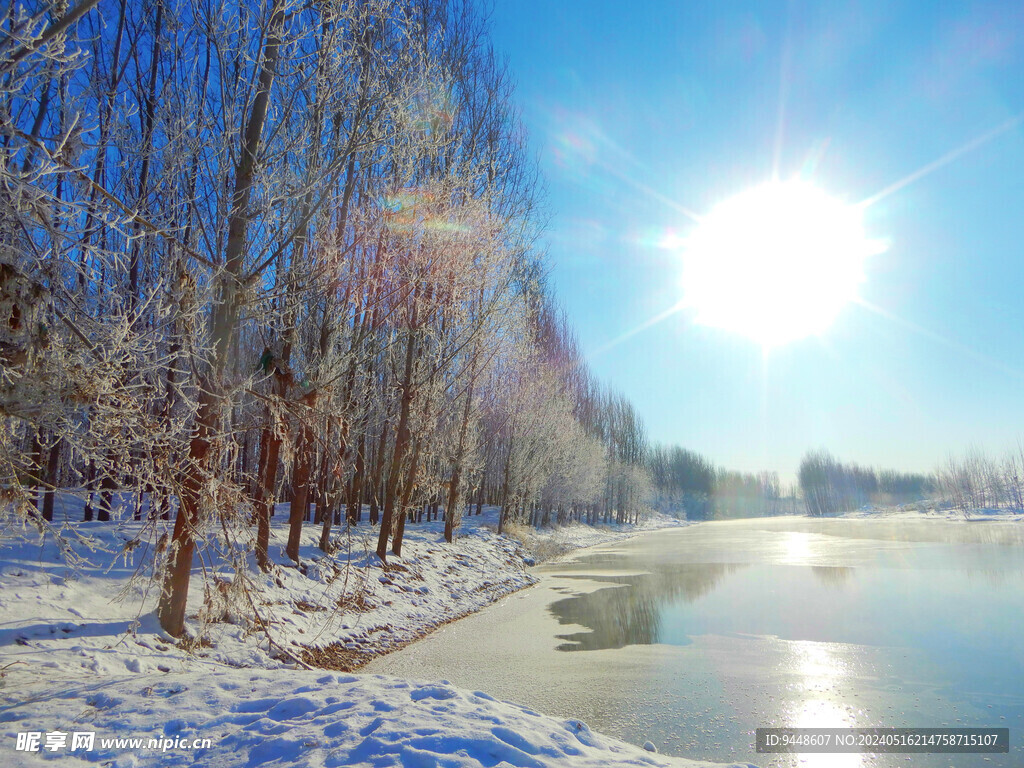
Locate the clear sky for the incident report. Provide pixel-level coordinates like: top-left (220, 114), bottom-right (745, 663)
top-left (489, 0), bottom-right (1024, 483)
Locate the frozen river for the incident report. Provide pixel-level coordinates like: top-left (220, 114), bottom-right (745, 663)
top-left (363, 517), bottom-right (1024, 767)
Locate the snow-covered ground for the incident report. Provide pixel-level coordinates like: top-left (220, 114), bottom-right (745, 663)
top-left (0, 497), bottom-right (683, 673)
top-left (0, 501), bottom-right (540, 674)
top-left (1, 498), bottom-right (754, 767)
top-left (2, 668), bottom-right (759, 767)
top-left (837, 502), bottom-right (1024, 521)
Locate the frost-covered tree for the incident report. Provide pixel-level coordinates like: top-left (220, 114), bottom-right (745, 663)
top-left (2, 0), bottom-right (677, 650)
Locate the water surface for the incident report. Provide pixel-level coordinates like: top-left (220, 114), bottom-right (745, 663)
top-left (364, 517), bottom-right (1024, 767)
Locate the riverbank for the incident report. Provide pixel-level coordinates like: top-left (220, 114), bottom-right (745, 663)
top-left (3, 500), bottom-right (742, 767)
top-left (0, 498), bottom-right (685, 674)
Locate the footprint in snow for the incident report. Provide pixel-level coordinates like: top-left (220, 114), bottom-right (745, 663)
top-left (266, 697), bottom-right (320, 721)
top-left (410, 685), bottom-right (458, 701)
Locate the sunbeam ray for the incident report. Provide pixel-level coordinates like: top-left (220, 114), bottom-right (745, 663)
top-left (772, 0), bottom-right (796, 181)
top-left (608, 167), bottom-right (704, 222)
top-left (593, 150), bottom-right (704, 223)
top-left (854, 297), bottom-right (1024, 381)
top-left (590, 300), bottom-right (688, 357)
top-left (540, 105), bottom-right (704, 223)
top-left (858, 114), bottom-right (1024, 209)
top-left (813, 319), bottom-right (926, 419)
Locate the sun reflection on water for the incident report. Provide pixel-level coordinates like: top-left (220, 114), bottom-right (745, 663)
top-left (781, 531), bottom-right (812, 564)
top-left (788, 641), bottom-right (865, 768)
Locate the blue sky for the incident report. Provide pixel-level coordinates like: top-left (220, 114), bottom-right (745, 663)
top-left (489, 0), bottom-right (1024, 483)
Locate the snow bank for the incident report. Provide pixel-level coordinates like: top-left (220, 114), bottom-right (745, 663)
top-left (0, 499), bottom-right (542, 673)
top-left (1, 670), bottom-right (756, 767)
top-left (839, 504), bottom-right (1024, 521)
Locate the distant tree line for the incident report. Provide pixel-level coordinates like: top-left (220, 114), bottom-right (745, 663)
top-left (798, 450), bottom-right (934, 516)
top-left (647, 445), bottom-right (793, 520)
top-left (651, 441), bottom-right (1024, 521)
top-left (647, 446), bottom-right (713, 518)
top-left (712, 469), bottom-right (791, 519)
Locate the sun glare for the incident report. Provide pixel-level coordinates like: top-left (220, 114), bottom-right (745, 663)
top-left (681, 180), bottom-right (883, 347)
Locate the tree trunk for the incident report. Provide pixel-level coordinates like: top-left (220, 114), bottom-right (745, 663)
top-left (347, 434), bottom-right (365, 525)
top-left (445, 381), bottom-right (474, 543)
top-left (27, 428), bottom-right (44, 518)
top-left (497, 446), bottom-right (513, 535)
top-left (369, 419), bottom-right (388, 526)
top-left (254, 370), bottom-right (287, 571)
top-left (41, 437), bottom-right (60, 522)
top-left (392, 437), bottom-right (423, 557)
top-left (156, 393), bottom-right (214, 636)
top-left (83, 458), bottom-right (96, 521)
top-left (286, 392), bottom-right (317, 562)
top-left (376, 299), bottom-right (418, 563)
top-left (318, 421), bottom-right (345, 552)
top-left (97, 452), bottom-right (115, 522)
top-left (157, 0), bottom-right (285, 637)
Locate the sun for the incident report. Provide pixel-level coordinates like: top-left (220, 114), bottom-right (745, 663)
top-left (681, 180), bottom-right (882, 347)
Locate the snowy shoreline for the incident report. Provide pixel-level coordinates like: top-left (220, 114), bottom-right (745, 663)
top-left (3, 501), bottom-right (755, 767)
top-left (2, 667), bottom-right (757, 768)
top-left (0, 496), bottom-right (690, 673)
